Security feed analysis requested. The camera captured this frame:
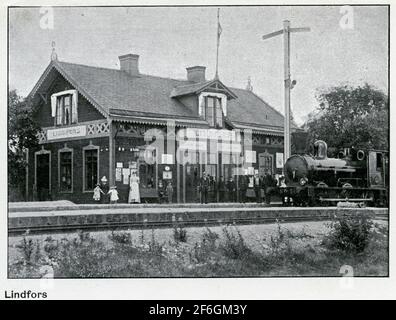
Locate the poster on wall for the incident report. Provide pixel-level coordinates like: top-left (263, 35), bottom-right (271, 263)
top-left (163, 171), bottom-right (172, 180)
top-left (122, 168), bottom-right (130, 184)
top-left (129, 161), bottom-right (137, 169)
top-left (245, 150), bottom-right (256, 163)
top-left (276, 152), bottom-right (284, 169)
top-left (115, 168), bottom-right (122, 181)
top-left (161, 154), bottom-right (174, 164)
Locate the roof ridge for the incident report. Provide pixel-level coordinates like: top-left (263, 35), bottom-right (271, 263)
top-left (57, 60), bottom-right (190, 84)
top-left (172, 80), bottom-right (210, 89)
top-left (56, 60), bottom-right (121, 73)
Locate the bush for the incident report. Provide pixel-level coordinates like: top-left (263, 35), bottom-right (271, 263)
top-left (15, 236), bottom-right (41, 265)
top-left (148, 229), bottom-right (164, 256)
top-left (189, 228), bottom-right (220, 264)
top-left (202, 227), bottom-right (220, 250)
top-left (109, 231), bottom-right (132, 245)
top-left (323, 213), bottom-right (373, 253)
top-left (220, 225), bottom-right (251, 259)
top-left (267, 223), bottom-right (290, 256)
top-left (173, 224), bottom-right (188, 243)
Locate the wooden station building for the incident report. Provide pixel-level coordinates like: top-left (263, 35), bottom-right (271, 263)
top-left (27, 53), bottom-right (302, 203)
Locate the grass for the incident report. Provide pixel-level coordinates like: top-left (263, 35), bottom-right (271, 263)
top-left (8, 219), bottom-right (388, 278)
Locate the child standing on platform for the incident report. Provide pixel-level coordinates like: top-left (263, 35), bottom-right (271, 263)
top-left (93, 183), bottom-right (103, 202)
top-left (108, 186), bottom-right (119, 204)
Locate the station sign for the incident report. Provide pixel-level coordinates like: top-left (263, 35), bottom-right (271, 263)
top-left (47, 125), bottom-right (87, 141)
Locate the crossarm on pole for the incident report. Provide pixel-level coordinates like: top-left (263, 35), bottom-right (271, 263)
top-left (289, 27), bottom-right (311, 33)
top-left (262, 29), bottom-right (283, 40)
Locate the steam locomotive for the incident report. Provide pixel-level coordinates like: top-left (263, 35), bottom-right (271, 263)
top-left (282, 140), bottom-right (388, 207)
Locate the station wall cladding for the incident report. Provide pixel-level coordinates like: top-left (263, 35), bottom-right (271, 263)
top-left (28, 137), bottom-right (109, 203)
top-left (33, 74), bottom-right (105, 128)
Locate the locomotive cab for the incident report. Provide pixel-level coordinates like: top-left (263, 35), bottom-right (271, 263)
top-left (368, 150), bottom-right (388, 188)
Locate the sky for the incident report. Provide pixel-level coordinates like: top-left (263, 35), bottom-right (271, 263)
top-left (8, 6), bottom-right (388, 125)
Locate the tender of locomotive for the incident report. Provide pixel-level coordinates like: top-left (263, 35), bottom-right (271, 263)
top-left (283, 140), bottom-right (388, 207)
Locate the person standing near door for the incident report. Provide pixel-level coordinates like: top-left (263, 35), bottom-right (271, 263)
top-left (217, 176), bottom-right (226, 203)
top-left (227, 176), bottom-right (236, 202)
top-left (128, 171), bottom-right (141, 203)
top-left (239, 174), bottom-right (248, 203)
top-left (199, 172), bottom-right (210, 204)
top-left (253, 173), bottom-right (262, 203)
top-left (100, 176), bottom-right (109, 204)
top-left (263, 171), bottom-right (275, 205)
top-left (166, 182), bottom-right (174, 204)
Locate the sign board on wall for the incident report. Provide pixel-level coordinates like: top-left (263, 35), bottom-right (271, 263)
top-left (115, 168), bottom-right (122, 181)
top-left (276, 152), bottom-right (284, 169)
top-left (47, 125), bottom-right (87, 141)
top-left (163, 171), bottom-right (172, 180)
top-left (161, 154), bottom-right (174, 164)
top-left (245, 150), bottom-right (256, 163)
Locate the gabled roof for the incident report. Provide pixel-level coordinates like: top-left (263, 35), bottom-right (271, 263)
top-left (170, 79), bottom-right (238, 99)
top-left (29, 59), bottom-right (295, 132)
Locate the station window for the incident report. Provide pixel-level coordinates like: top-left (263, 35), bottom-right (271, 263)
top-left (376, 153), bottom-right (383, 170)
top-left (59, 151), bottom-right (72, 192)
top-left (84, 148), bottom-right (98, 191)
top-left (206, 96), bottom-right (223, 128)
top-left (56, 94), bottom-right (77, 126)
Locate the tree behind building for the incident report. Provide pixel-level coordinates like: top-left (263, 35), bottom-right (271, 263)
top-left (305, 83), bottom-right (388, 152)
top-left (8, 90), bottom-right (40, 201)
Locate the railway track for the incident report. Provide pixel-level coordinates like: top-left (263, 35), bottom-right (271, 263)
top-left (8, 212), bottom-right (388, 236)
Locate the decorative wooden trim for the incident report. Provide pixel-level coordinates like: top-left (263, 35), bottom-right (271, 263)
top-left (38, 120), bottom-right (110, 144)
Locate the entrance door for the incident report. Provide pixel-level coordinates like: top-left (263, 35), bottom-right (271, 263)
top-left (36, 153), bottom-right (50, 201)
top-left (259, 152), bottom-right (274, 177)
top-left (368, 151), bottom-right (386, 188)
top-left (184, 164), bottom-right (200, 203)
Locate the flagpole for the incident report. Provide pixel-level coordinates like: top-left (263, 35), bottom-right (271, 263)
top-left (215, 8), bottom-right (220, 80)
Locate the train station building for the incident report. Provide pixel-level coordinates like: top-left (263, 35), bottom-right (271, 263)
top-left (27, 53), bottom-right (303, 203)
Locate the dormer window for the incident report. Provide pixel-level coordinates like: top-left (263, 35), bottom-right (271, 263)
top-left (205, 96), bottom-right (223, 128)
top-left (197, 92), bottom-right (228, 128)
top-left (51, 89), bottom-right (78, 126)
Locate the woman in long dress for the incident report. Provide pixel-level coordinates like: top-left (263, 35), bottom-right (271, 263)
top-left (128, 172), bottom-right (140, 203)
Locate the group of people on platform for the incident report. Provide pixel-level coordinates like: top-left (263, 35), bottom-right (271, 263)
top-left (198, 171), bottom-right (279, 204)
top-left (92, 170), bottom-right (282, 205)
top-left (93, 174), bottom-right (174, 204)
top-left (93, 173), bottom-right (142, 204)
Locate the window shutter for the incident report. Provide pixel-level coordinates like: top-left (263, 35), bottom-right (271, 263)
top-left (71, 90), bottom-right (78, 123)
top-left (57, 98), bottom-right (63, 125)
top-left (50, 94), bottom-right (57, 117)
top-left (198, 94), bottom-right (204, 117)
top-left (221, 95), bottom-right (227, 116)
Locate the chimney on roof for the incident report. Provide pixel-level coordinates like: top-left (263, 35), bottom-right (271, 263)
top-left (186, 66), bottom-right (206, 83)
top-left (119, 54), bottom-right (139, 76)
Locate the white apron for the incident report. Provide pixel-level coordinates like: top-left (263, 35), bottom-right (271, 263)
top-left (128, 176), bottom-right (140, 203)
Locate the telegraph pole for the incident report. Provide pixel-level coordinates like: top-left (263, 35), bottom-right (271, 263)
top-left (262, 20), bottom-right (310, 164)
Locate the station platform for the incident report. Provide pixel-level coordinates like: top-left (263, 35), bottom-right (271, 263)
top-left (8, 201), bottom-right (388, 234)
top-left (8, 201), bottom-right (282, 213)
